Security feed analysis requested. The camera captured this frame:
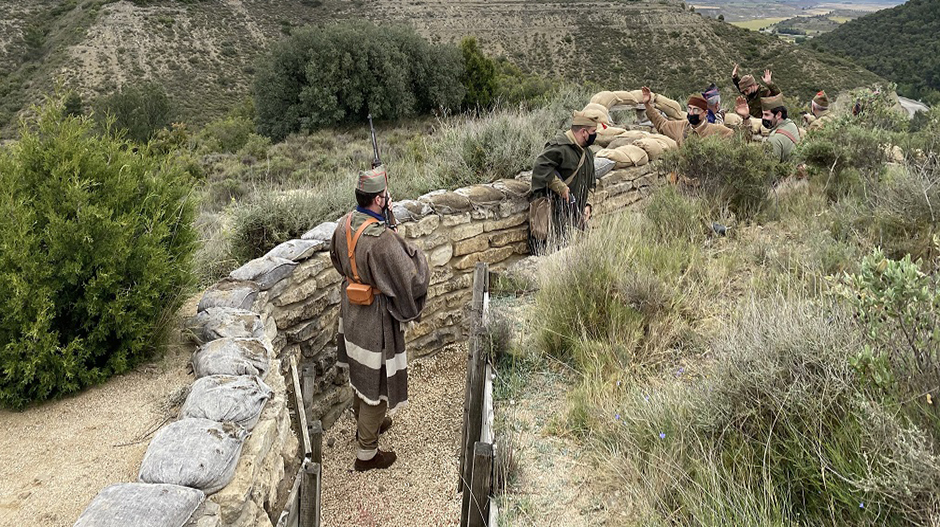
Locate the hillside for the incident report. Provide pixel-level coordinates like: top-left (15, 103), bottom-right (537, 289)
top-left (0, 0), bottom-right (884, 134)
top-left (811, 0), bottom-right (940, 104)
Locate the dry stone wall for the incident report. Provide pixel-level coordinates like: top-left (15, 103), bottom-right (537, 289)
top-left (74, 158), bottom-right (659, 527)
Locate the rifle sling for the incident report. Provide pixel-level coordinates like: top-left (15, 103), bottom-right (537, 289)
top-left (345, 213), bottom-right (380, 286)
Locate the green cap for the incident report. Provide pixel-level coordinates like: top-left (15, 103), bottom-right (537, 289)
top-left (357, 166), bottom-right (388, 194)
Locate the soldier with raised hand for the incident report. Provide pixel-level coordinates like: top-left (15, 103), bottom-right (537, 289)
top-left (329, 166), bottom-right (431, 472)
top-left (732, 63), bottom-right (781, 119)
top-left (640, 86), bottom-right (733, 146)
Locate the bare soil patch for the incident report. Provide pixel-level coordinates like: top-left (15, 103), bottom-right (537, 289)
top-left (0, 297), bottom-right (198, 527)
top-left (320, 344), bottom-right (464, 527)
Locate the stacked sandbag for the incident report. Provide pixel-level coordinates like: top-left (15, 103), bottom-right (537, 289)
top-left (74, 483), bottom-right (205, 527)
top-left (138, 418), bottom-right (248, 495)
top-left (590, 91), bottom-right (621, 109)
top-left (192, 337), bottom-right (271, 378)
top-left (596, 145), bottom-right (650, 168)
top-left (596, 125), bottom-right (627, 147)
top-left (653, 93), bottom-right (685, 120)
top-left (633, 137), bottom-right (667, 160)
top-left (180, 375), bottom-right (273, 430)
top-left (613, 90), bottom-right (643, 106)
top-left (723, 113), bottom-right (743, 127)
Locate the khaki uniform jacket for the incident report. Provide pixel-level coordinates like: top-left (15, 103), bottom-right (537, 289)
top-left (767, 118), bottom-right (801, 163)
top-left (645, 103), bottom-right (733, 147)
top-left (531, 131), bottom-right (596, 207)
top-left (807, 110), bottom-right (835, 132)
top-left (732, 75), bottom-right (781, 119)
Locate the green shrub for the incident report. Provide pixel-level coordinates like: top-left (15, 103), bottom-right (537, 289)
top-left (93, 81), bottom-right (172, 143)
top-left (660, 134), bottom-right (786, 219)
top-left (0, 100), bottom-right (197, 408)
top-left (613, 297), bottom-right (940, 526)
top-left (253, 22), bottom-right (465, 140)
top-left (199, 115), bottom-right (255, 154)
top-left (642, 185), bottom-right (707, 242)
top-left (229, 185), bottom-right (352, 262)
top-left (797, 119), bottom-right (892, 200)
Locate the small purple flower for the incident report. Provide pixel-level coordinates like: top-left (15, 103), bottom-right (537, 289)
top-left (676, 367), bottom-right (685, 377)
top-left (659, 432), bottom-right (666, 439)
top-left (615, 413), bottom-right (621, 421)
top-left (644, 394), bottom-right (650, 402)
top-left (859, 502), bottom-right (865, 509)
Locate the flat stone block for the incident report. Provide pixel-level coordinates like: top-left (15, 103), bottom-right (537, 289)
top-left (441, 212), bottom-right (471, 227)
top-left (428, 244), bottom-right (454, 267)
top-left (489, 226), bottom-right (528, 247)
top-left (452, 233), bottom-right (489, 257)
top-left (484, 212), bottom-right (527, 232)
top-left (452, 245), bottom-right (514, 270)
top-left (448, 222), bottom-right (485, 241)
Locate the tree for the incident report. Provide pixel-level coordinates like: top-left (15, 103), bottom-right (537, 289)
top-left (0, 98), bottom-right (197, 408)
top-left (94, 82), bottom-right (172, 143)
top-left (460, 37), bottom-right (498, 109)
top-left (253, 22), bottom-right (465, 140)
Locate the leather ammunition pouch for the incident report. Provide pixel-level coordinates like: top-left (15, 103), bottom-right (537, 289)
top-left (345, 213), bottom-right (382, 306)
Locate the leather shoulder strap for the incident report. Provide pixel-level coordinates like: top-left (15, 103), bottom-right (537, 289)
top-left (345, 213), bottom-right (379, 283)
top-left (564, 149), bottom-right (587, 186)
top-left (775, 128), bottom-right (799, 145)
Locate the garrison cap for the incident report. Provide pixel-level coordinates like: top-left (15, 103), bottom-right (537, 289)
top-left (760, 93), bottom-right (785, 112)
top-left (580, 103), bottom-right (612, 128)
top-left (812, 90), bottom-right (829, 108)
top-left (571, 109), bottom-right (603, 127)
top-left (357, 166), bottom-right (388, 194)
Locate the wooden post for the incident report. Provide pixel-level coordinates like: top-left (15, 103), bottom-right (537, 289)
top-left (466, 441), bottom-right (494, 527)
top-left (302, 366), bottom-right (316, 425)
top-left (290, 356), bottom-right (311, 456)
top-left (299, 458), bottom-right (321, 527)
top-left (459, 263), bottom-right (489, 523)
top-left (275, 465), bottom-right (304, 527)
top-left (309, 419), bottom-right (323, 464)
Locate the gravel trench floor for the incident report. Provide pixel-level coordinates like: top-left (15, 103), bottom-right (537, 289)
top-left (320, 343), bottom-right (465, 527)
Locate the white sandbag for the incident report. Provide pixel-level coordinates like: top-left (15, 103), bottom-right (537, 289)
top-left (595, 125), bottom-right (627, 147)
top-left (633, 138), bottom-right (666, 160)
top-left (181, 375), bottom-right (273, 431)
top-left (613, 90), bottom-right (641, 106)
top-left (590, 91), bottom-right (620, 109)
top-left (582, 102), bottom-right (612, 125)
top-left (192, 337), bottom-right (270, 378)
top-left (596, 145), bottom-right (650, 168)
top-left (74, 483), bottom-right (204, 527)
top-left (139, 418), bottom-right (248, 495)
top-left (653, 93), bottom-right (685, 120)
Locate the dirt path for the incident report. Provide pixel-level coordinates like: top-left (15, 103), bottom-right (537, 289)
top-left (320, 344), bottom-right (464, 527)
top-left (0, 299), bottom-right (198, 527)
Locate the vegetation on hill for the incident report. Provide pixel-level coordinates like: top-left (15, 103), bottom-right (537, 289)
top-left (0, 97), bottom-right (198, 409)
top-left (0, 0), bottom-right (887, 136)
top-left (811, 0), bottom-right (940, 104)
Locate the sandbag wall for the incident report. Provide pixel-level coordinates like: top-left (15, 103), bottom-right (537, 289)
top-left (73, 158), bottom-right (659, 527)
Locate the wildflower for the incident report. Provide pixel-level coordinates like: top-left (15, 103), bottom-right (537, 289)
top-left (616, 380), bottom-right (621, 387)
top-left (859, 502), bottom-right (865, 509)
top-left (659, 432), bottom-right (666, 439)
top-left (644, 394), bottom-right (650, 402)
top-left (676, 367), bottom-right (685, 377)
top-left (615, 413), bottom-right (621, 421)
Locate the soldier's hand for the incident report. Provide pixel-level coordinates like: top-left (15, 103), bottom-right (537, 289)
top-left (560, 186), bottom-right (570, 202)
top-left (762, 69), bottom-right (772, 84)
top-left (734, 96), bottom-right (749, 118)
top-left (732, 63), bottom-right (739, 77)
top-left (641, 87), bottom-right (652, 105)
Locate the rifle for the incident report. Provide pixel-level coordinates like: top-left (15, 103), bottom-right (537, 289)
top-left (367, 114), bottom-right (397, 229)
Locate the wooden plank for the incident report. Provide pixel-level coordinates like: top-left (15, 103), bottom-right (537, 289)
top-left (276, 465), bottom-right (304, 527)
top-left (309, 420), bottom-right (323, 464)
top-left (460, 263), bottom-right (489, 525)
top-left (299, 458), bottom-right (321, 527)
top-left (481, 363), bottom-right (494, 445)
top-left (466, 441), bottom-right (494, 527)
top-left (291, 356), bottom-right (311, 456)
top-left (488, 501), bottom-right (499, 527)
top-left (302, 366), bottom-right (316, 425)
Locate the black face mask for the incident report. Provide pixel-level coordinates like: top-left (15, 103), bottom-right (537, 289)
top-left (585, 132), bottom-right (597, 147)
top-left (687, 113), bottom-right (702, 126)
top-left (761, 118), bottom-right (775, 129)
